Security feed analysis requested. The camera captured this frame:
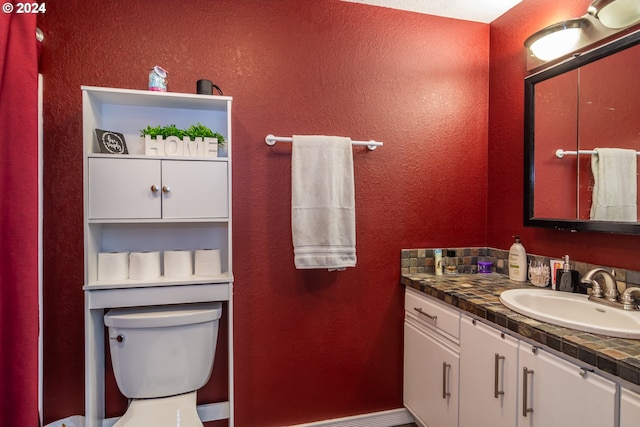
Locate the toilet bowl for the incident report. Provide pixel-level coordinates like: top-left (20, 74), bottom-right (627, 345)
top-left (104, 302), bottom-right (222, 427)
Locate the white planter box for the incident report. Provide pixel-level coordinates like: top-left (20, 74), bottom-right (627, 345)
top-left (144, 135), bottom-right (219, 158)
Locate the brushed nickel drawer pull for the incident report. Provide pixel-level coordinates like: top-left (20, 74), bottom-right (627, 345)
top-left (442, 362), bottom-right (451, 399)
top-left (522, 367), bottom-right (534, 417)
top-left (494, 353), bottom-right (505, 398)
top-left (579, 367), bottom-right (593, 378)
top-left (413, 307), bottom-right (437, 321)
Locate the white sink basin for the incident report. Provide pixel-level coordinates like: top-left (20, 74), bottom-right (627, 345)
top-left (500, 288), bottom-right (640, 339)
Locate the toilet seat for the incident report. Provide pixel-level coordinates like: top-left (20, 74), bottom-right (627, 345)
top-left (113, 391), bottom-right (202, 427)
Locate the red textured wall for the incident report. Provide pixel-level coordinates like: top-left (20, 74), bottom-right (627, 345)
top-left (38, 1), bottom-right (488, 425)
top-left (488, 0), bottom-right (640, 266)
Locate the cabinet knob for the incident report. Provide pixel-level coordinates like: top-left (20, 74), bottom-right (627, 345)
top-left (150, 184), bottom-right (160, 193)
top-left (162, 185), bottom-right (171, 193)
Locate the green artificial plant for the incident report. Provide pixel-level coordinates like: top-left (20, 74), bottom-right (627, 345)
top-left (140, 122), bottom-right (225, 146)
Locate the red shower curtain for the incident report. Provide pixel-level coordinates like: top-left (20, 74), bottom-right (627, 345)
top-left (0, 8), bottom-right (40, 427)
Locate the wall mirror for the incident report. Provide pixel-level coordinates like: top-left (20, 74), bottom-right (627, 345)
top-left (524, 29), bottom-right (640, 234)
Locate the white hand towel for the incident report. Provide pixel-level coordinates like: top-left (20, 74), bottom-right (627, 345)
top-left (590, 147), bottom-right (637, 222)
top-left (292, 135), bottom-right (356, 269)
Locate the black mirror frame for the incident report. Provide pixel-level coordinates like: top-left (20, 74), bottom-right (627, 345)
top-left (524, 29), bottom-right (640, 235)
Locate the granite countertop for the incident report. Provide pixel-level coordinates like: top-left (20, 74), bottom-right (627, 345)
top-left (401, 272), bottom-right (640, 389)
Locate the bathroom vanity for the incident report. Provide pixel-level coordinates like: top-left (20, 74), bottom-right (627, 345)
top-left (402, 273), bottom-right (640, 427)
top-left (81, 87), bottom-right (234, 427)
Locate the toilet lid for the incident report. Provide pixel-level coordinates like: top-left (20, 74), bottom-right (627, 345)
top-left (104, 302), bottom-right (222, 328)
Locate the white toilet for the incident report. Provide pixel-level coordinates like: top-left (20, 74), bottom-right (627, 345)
top-left (104, 302), bottom-right (223, 427)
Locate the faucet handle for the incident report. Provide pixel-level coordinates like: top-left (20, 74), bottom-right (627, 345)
top-left (620, 287), bottom-right (640, 310)
top-left (581, 278), bottom-right (604, 298)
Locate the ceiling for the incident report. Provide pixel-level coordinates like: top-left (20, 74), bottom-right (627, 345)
top-left (341, 0), bottom-right (523, 23)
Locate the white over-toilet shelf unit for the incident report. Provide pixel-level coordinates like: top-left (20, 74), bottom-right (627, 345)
top-left (81, 86), bottom-right (234, 427)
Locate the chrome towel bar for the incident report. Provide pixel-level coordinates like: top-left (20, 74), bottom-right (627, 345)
top-left (555, 149), bottom-right (640, 158)
top-left (265, 134), bottom-right (383, 151)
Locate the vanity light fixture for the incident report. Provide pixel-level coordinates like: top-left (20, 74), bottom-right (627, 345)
top-left (524, 18), bottom-right (590, 61)
top-left (588, 0), bottom-right (640, 29)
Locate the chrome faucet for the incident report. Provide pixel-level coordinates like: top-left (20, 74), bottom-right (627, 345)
top-left (581, 268), bottom-right (640, 310)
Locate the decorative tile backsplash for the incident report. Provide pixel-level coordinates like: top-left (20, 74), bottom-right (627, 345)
top-left (401, 247), bottom-right (640, 291)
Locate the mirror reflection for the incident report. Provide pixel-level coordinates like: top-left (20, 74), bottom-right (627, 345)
top-left (578, 44), bottom-right (640, 222)
top-left (525, 31), bottom-right (640, 234)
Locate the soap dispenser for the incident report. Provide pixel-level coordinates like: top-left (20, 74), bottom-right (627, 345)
top-left (556, 255), bottom-right (580, 293)
top-left (508, 235), bottom-right (527, 282)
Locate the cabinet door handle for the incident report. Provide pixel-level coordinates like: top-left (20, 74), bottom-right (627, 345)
top-left (494, 353), bottom-right (505, 398)
top-left (413, 307), bottom-right (437, 321)
top-left (579, 367), bottom-right (593, 378)
top-left (522, 367), bottom-right (534, 417)
top-left (150, 184), bottom-right (160, 193)
top-left (442, 362), bottom-right (451, 399)
top-left (162, 185), bottom-right (171, 193)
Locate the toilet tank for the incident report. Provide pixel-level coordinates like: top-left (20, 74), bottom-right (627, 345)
top-left (104, 302), bottom-right (222, 399)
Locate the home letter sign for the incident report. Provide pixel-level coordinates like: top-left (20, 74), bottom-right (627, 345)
top-left (144, 135), bottom-right (218, 158)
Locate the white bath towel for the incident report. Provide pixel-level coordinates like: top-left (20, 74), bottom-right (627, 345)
top-left (590, 147), bottom-right (637, 222)
top-left (291, 135), bottom-right (356, 270)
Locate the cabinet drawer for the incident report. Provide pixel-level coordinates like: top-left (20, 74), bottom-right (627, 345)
top-left (405, 288), bottom-right (460, 340)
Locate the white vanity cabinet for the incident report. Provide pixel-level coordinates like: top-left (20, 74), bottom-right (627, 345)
top-left (404, 289), bottom-right (626, 427)
top-left (518, 341), bottom-right (616, 427)
top-left (404, 288), bottom-right (460, 427)
top-left (459, 316), bottom-right (519, 427)
top-left (82, 86), bottom-right (234, 427)
top-left (620, 387), bottom-right (640, 427)
top-left (88, 157), bottom-right (228, 220)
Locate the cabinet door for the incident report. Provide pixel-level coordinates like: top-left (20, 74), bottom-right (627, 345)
top-left (459, 316), bottom-right (519, 427)
top-left (404, 319), bottom-right (459, 427)
top-left (88, 158), bottom-right (161, 219)
top-left (620, 387), bottom-right (640, 427)
top-left (518, 342), bottom-right (616, 427)
top-left (161, 160), bottom-right (228, 219)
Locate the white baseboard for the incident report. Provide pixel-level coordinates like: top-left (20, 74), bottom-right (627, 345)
top-left (45, 406), bottom-right (413, 427)
top-left (284, 408), bottom-right (415, 427)
top-left (54, 402), bottom-right (231, 427)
